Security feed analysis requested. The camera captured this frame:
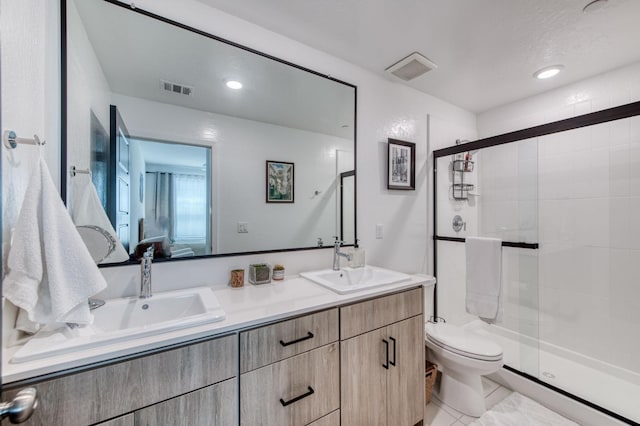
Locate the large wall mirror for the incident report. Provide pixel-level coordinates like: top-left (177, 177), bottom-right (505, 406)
top-left (63, 0), bottom-right (356, 265)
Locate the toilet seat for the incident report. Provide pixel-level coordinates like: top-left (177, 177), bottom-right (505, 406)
top-left (426, 322), bottom-right (502, 362)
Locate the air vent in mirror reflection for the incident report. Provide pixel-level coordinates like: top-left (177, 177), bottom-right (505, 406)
top-left (160, 79), bottom-right (194, 96)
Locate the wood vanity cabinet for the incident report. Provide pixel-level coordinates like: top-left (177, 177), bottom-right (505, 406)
top-left (2, 334), bottom-right (237, 426)
top-left (2, 287), bottom-right (426, 426)
top-left (239, 308), bottom-right (340, 426)
top-left (340, 288), bottom-right (424, 426)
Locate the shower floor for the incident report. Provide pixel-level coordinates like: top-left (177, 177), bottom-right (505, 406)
top-left (466, 320), bottom-right (640, 424)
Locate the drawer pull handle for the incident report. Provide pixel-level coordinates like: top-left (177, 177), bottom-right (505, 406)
top-left (280, 386), bottom-right (315, 407)
top-left (382, 339), bottom-right (389, 369)
top-left (389, 336), bottom-right (397, 367)
top-left (280, 332), bottom-right (314, 347)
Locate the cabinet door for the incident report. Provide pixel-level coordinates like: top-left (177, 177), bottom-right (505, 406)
top-left (386, 316), bottom-right (424, 426)
top-left (135, 378), bottom-right (236, 425)
top-left (340, 327), bottom-right (387, 426)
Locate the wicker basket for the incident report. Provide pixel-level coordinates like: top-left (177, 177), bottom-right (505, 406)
top-left (425, 360), bottom-right (438, 404)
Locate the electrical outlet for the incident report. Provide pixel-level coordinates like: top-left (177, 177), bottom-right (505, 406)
top-left (376, 224), bottom-right (384, 239)
top-left (237, 222), bottom-right (248, 233)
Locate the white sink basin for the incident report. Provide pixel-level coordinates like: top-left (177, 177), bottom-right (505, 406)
top-left (11, 287), bottom-right (225, 363)
top-left (300, 266), bottom-right (411, 294)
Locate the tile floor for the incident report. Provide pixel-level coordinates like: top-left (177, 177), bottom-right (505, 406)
top-left (424, 377), bottom-right (512, 426)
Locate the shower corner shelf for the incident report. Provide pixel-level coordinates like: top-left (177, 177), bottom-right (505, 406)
top-left (452, 183), bottom-right (475, 200)
top-left (451, 159), bottom-right (475, 200)
top-left (452, 159), bottom-right (474, 172)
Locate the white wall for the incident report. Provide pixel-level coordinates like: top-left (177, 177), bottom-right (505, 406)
top-left (474, 62), bottom-right (640, 374)
top-left (1, 0), bottom-right (475, 300)
top-left (1, 0), bottom-right (59, 270)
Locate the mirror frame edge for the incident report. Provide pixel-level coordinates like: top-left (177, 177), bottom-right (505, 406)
top-left (59, 0), bottom-right (358, 267)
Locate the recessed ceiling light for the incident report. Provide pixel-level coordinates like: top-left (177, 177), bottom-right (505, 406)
top-left (226, 80), bottom-right (243, 89)
top-left (533, 65), bottom-right (564, 80)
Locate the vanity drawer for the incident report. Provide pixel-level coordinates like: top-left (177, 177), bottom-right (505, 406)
top-left (340, 287), bottom-right (422, 339)
top-left (240, 342), bottom-right (340, 426)
top-left (2, 334), bottom-right (236, 426)
top-left (240, 308), bottom-right (338, 373)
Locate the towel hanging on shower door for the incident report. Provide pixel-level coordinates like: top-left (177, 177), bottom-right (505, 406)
top-left (465, 236), bottom-right (502, 320)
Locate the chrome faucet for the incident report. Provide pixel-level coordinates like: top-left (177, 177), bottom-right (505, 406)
top-left (140, 246), bottom-right (153, 298)
top-left (333, 239), bottom-right (352, 271)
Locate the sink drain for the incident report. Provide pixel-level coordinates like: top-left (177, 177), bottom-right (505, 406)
top-left (142, 304), bottom-right (149, 310)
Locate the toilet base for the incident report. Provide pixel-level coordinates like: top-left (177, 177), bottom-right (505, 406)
top-left (434, 365), bottom-right (486, 417)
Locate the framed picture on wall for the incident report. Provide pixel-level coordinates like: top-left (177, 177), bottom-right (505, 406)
top-left (387, 138), bottom-right (415, 190)
top-left (266, 160), bottom-right (294, 203)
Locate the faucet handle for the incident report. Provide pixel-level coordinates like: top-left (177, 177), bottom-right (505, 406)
top-left (144, 245), bottom-right (154, 259)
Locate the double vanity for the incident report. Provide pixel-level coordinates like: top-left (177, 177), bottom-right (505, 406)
top-left (2, 271), bottom-right (435, 426)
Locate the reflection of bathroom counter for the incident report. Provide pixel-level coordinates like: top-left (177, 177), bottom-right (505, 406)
top-left (2, 274), bottom-right (435, 384)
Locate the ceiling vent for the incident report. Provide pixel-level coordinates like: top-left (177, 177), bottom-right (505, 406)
top-left (160, 79), bottom-right (194, 96)
top-left (385, 52), bottom-right (437, 82)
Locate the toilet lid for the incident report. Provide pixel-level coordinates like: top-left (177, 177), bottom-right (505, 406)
top-left (426, 322), bottom-right (503, 361)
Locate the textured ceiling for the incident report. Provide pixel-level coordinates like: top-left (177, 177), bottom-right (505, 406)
top-left (197, 0), bottom-right (640, 112)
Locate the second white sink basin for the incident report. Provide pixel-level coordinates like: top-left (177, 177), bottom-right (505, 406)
top-left (11, 287), bottom-right (225, 364)
top-left (300, 266), bottom-right (411, 294)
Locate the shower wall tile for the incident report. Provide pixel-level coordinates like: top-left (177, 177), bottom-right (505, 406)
top-left (609, 145), bottom-right (630, 197)
top-left (609, 197), bottom-right (640, 249)
top-left (573, 198), bottom-right (609, 248)
top-left (610, 118), bottom-right (630, 148)
top-left (480, 200), bottom-right (519, 240)
top-left (609, 248), bottom-right (640, 303)
top-left (630, 116), bottom-right (640, 145)
top-left (628, 146), bottom-right (640, 195)
top-left (589, 122), bottom-right (610, 151)
top-left (588, 148), bottom-right (610, 198)
top-left (609, 197), bottom-right (630, 248)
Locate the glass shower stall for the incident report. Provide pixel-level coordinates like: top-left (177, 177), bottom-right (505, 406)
top-left (432, 101), bottom-right (640, 424)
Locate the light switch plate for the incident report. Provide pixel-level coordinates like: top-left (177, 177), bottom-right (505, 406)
top-left (376, 224), bottom-right (384, 239)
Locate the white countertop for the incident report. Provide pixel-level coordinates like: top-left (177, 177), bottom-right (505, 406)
top-left (2, 274), bottom-right (435, 384)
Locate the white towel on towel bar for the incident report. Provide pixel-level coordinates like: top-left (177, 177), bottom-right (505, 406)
top-left (3, 157), bottom-right (107, 332)
top-left (465, 236), bottom-right (502, 320)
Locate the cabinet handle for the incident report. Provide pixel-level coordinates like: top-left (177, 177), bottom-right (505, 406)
top-left (280, 331), bottom-right (314, 347)
top-left (382, 339), bottom-right (389, 369)
top-left (389, 336), bottom-right (397, 367)
top-left (279, 386), bottom-right (315, 407)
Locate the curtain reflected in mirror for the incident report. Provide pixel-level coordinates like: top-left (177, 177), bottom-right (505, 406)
top-left (142, 142), bottom-right (211, 258)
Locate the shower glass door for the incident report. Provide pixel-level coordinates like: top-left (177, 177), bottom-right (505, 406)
top-left (434, 136), bottom-right (540, 380)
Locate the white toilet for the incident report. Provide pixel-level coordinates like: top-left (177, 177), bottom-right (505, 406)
top-left (425, 321), bottom-right (503, 417)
